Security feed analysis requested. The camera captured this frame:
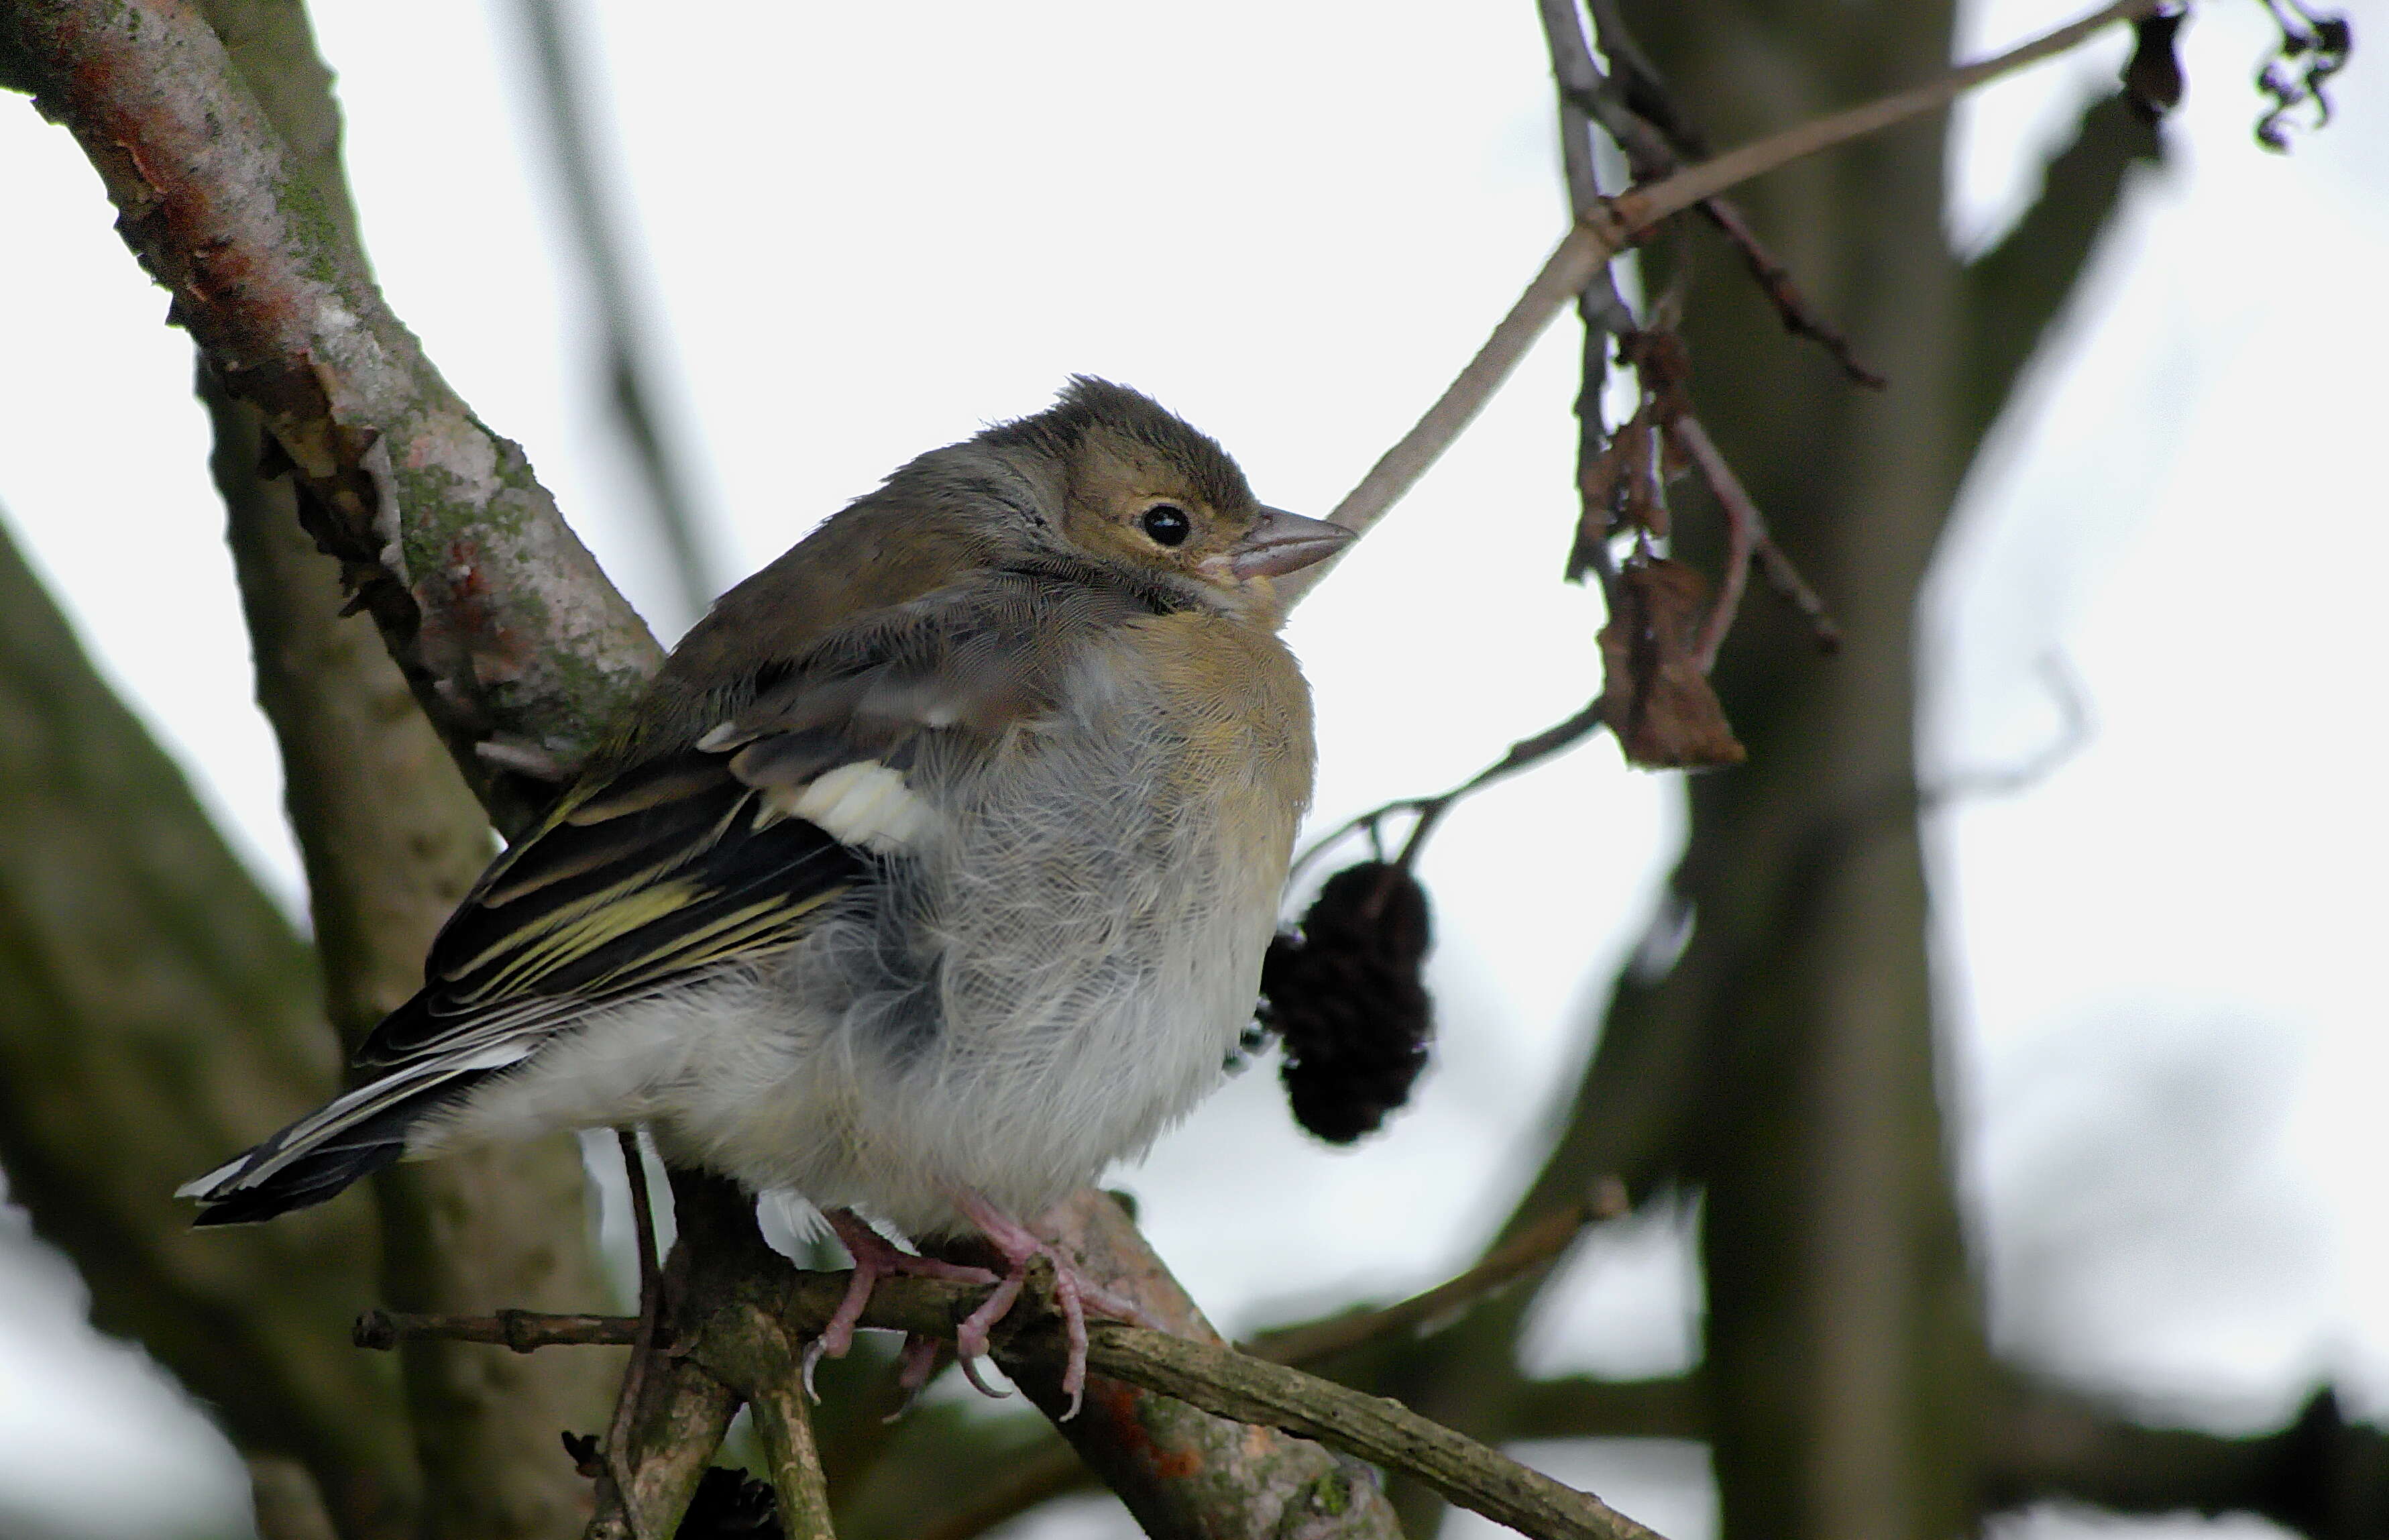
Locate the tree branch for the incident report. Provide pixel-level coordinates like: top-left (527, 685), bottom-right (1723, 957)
top-left (981, 1189), bottom-right (1405, 1540)
top-left (364, 1242), bottom-right (1662, 1540)
top-left (1278, 0), bottom-right (2162, 606)
top-left (2, 0), bottom-right (663, 838)
top-left (1960, 92), bottom-right (2164, 449)
top-left (1245, 1191), bottom-right (1618, 1368)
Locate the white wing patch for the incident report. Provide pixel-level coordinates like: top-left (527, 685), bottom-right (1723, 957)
top-left (759, 759), bottom-right (935, 853)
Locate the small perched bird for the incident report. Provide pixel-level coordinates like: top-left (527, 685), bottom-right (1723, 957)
top-left (181, 378), bottom-right (1351, 1409)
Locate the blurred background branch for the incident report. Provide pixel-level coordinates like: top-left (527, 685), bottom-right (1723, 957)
top-left (0, 509), bottom-right (419, 1540)
top-left (501, 0), bottom-right (720, 626)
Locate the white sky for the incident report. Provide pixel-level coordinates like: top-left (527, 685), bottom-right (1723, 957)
top-left (0, 1), bottom-right (2382, 1537)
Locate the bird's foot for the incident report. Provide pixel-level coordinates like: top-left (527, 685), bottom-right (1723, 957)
top-left (803, 1209), bottom-right (997, 1400)
top-left (948, 1192), bottom-right (1163, 1419)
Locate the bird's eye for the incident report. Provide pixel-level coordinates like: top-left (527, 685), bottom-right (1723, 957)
top-left (1139, 504), bottom-right (1192, 547)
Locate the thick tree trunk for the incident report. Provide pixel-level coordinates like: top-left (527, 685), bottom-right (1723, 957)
top-left (1373, 7), bottom-right (2161, 1537)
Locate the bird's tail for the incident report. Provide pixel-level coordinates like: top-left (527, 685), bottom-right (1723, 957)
top-left (177, 1034), bottom-right (531, 1225)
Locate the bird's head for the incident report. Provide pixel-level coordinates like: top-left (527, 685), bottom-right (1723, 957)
top-left (975, 376), bottom-right (1353, 620)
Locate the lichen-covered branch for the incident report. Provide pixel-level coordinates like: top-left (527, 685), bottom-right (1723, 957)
top-left (993, 1191), bottom-right (1405, 1540)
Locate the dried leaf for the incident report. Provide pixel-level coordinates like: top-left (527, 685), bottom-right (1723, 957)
top-left (1620, 329), bottom-right (1693, 421)
top-left (1616, 408), bottom-right (1666, 539)
top-left (1599, 558), bottom-right (1746, 769)
top-left (1567, 402), bottom-right (1667, 582)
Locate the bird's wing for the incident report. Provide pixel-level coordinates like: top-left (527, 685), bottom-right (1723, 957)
top-left (353, 570), bottom-right (1152, 1073)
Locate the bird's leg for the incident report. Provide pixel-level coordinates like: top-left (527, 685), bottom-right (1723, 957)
top-left (803, 1208), bottom-right (997, 1400)
top-left (946, 1191), bottom-right (1163, 1419)
top-left (605, 1130), bottom-right (664, 1540)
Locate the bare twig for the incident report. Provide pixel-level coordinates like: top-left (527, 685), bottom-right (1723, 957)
top-left (1074, 1324), bottom-right (1663, 1540)
top-left (1604, 0), bottom-right (2160, 230)
top-left (1749, 531), bottom-right (1844, 653)
top-left (1290, 698), bottom-right (1608, 883)
top-left (1685, 436), bottom-right (1755, 672)
top-left (993, 1190), bottom-right (1405, 1539)
top-left (1246, 1185), bottom-right (1626, 1368)
top-left (1667, 413), bottom-right (1840, 663)
top-left (1279, 0), bottom-right (2161, 608)
top-left (356, 1309), bottom-right (639, 1351)
top-left (364, 1258), bottom-right (1646, 1540)
top-left (1390, 700), bottom-right (1610, 868)
top-left (1692, 198), bottom-right (1887, 388)
top-left (1554, 0), bottom-right (1883, 387)
top-left (1539, 0), bottom-right (1636, 612)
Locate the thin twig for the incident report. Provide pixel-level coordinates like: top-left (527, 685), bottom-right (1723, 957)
top-left (1392, 700), bottom-right (1611, 869)
top-left (1078, 1324), bottom-right (1664, 1540)
top-left (1289, 698), bottom-right (1608, 883)
top-left (1672, 415), bottom-right (1761, 670)
top-left (1279, 0), bottom-right (2160, 609)
top-left (1556, 0), bottom-right (1883, 387)
top-left (1539, 0), bottom-right (1636, 610)
top-left (1245, 1185), bottom-right (1626, 1368)
top-left (360, 1264), bottom-right (1657, 1540)
top-left (1669, 412), bottom-right (1840, 657)
top-left (1602, 0), bottom-right (2162, 231)
top-left (1693, 199), bottom-right (1887, 388)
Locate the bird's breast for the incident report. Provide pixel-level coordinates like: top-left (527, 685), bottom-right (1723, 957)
top-left (799, 614), bottom-right (1317, 1216)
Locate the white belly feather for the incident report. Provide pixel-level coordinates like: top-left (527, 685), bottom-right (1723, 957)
top-left (428, 638), bottom-right (1298, 1239)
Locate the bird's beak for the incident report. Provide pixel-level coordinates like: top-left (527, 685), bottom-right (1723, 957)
top-left (1227, 508), bottom-right (1357, 580)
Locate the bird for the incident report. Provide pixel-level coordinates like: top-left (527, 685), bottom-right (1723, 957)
top-left (179, 376), bottom-right (1353, 1411)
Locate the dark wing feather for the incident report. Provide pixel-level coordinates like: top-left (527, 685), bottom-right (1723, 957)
top-left (354, 569), bottom-right (1161, 1074)
top-left (355, 748), bottom-right (863, 1069)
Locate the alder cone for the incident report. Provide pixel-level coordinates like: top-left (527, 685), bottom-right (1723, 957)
top-left (1258, 861), bottom-right (1435, 1144)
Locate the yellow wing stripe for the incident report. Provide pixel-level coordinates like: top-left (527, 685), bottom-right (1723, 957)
top-left (459, 883), bottom-right (698, 1001)
top-left (574, 889), bottom-right (848, 995)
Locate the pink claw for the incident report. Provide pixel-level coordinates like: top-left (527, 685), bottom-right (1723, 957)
top-left (946, 1191), bottom-right (1158, 1421)
top-left (808, 1209), bottom-right (997, 1402)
